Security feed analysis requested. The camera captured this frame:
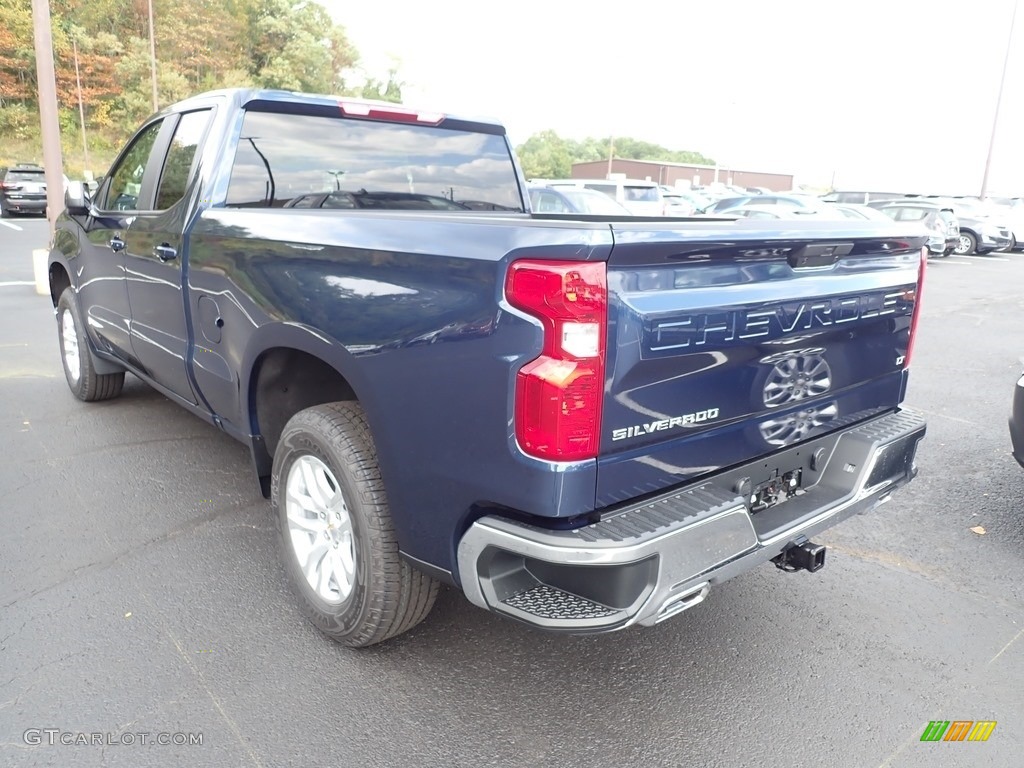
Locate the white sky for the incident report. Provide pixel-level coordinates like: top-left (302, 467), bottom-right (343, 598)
top-left (323, 0), bottom-right (1023, 195)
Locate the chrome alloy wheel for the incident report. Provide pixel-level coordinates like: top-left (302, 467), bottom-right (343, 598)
top-left (285, 455), bottom-right (357, 605)
top-left (61, 309), bottom-right (81, 383)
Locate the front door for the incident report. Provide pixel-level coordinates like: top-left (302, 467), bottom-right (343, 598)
top-left (77, 119), bottom-right (166, 366)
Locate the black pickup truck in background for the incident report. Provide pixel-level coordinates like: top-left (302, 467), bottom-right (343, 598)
top-left (48, 89), bottom-right (927, 646)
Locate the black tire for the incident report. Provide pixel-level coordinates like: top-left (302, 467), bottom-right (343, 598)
top-left (954, 231), bottom-right (977, 255)
top-left (56, 287), bottom-right (125, 401)
top-left (271, 402), bottom-right (438, 647)
top-left (0, 201), bottom-right (8, 218)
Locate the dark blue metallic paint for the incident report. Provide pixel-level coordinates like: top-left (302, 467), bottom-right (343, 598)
top-left (186, 209), bottom-right (615, 573)
top-left (598, 224), bottom-right (923, 508)
top-left (123, 206), bottom-right (197, 402)
top-left (47, 88), bottom-right (927, 583)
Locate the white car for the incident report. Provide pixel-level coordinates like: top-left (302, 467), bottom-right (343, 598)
top-left (543, 178), bottom-right (665, 216)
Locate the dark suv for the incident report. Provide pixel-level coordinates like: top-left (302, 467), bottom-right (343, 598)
top-left (0, 164), bottom-right (48, 216)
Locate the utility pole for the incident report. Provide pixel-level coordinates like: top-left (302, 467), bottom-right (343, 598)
top-left (148, 0), bottom-right (159, 111)
top-left (606, 136), bottom-right (613, 178)
top-left (980, 0), bottom-right (1018, 199)
top-left (72, 38), bottom-right (90, 171)
top-left (30, 0), bottom-right (65, 238)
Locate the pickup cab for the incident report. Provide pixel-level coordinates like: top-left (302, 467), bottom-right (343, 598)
top-left (48, 89), bottom-right (927, 646)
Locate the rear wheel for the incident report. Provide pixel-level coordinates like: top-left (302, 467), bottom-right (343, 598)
top-left (272, 402), bottom-right (438, 647)
top-left (57, 287), bottom-right (125, 401)
top-left (954, 232), bottom-right (977, 255)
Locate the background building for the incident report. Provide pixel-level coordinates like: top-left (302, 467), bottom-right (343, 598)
top-left (571, 159), bottom-right (794, 191)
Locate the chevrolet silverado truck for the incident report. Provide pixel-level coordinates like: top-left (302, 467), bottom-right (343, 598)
top-left (48, 89), bottom-right (927, 647)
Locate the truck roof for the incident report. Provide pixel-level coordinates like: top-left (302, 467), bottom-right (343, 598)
top-left (161, 88), bottom-right (507, 136)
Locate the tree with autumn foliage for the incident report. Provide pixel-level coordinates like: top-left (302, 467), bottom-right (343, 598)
top-left (0, 0), bottom-right (390, 172)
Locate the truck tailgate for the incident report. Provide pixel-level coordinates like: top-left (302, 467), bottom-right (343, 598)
top-left (598, 219), bottom-right (924, 507)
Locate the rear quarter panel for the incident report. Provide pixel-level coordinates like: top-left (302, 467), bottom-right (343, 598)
top-left (186, 210), bottom-right (614, 574)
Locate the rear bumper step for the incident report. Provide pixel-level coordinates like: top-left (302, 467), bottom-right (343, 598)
top-left (457, 409), bottom-right (925, 632)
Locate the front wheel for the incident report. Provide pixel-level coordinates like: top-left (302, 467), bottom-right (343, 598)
top-left (57, 288), bottom-right (125, 401)
top-left (954, 232), bottom-right (977, 255)
top-left (271, 402), bottom-right (438, 647)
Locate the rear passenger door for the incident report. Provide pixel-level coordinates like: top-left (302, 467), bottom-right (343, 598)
top-left (122, 107), bottom-right (215, 404)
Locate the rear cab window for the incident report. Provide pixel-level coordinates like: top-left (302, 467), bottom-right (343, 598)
top-left (623, 185), bottom-right (659, 202)
top-left (582, 183), bottom-right (616, 199)
top-left (5, 170), bottom-right (44, 182)
top-left (225, 110), bottom-right (525, 212)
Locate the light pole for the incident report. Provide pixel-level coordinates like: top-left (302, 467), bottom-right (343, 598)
top-left (980, 0), bottom-right (1018, 199)
top-left (30, 0), bottom-right (64, 238)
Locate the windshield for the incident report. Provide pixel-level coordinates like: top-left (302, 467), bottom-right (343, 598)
top-left (226, 111), bottom-right (524, 212)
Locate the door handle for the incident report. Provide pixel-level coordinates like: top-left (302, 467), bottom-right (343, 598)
top-left (109, 236), bottom-right (125, 252)
top-left (154, 244), bottom-right (178, 262)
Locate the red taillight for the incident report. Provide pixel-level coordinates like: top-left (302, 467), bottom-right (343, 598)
top-left (506, 260), bottom-right (607, 461)
top-left (337, 100), bottom-right (444, 125)
top-left (904, 246), bottom-right (927, 369)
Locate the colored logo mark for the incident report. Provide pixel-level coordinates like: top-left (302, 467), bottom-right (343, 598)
top-left (920, 720), bottom-right (997, 742)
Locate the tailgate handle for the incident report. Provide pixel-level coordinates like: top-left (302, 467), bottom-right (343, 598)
top-left (788, 242), bottom-right (852, 269)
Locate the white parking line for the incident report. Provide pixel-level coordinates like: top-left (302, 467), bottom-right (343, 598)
top-left (0, 281), bottom-right (37, 287)
top-left (970, 255), bottom-right (1010, 262)
top-left (0, 220), bottom-right (24, 231)
top-left (937, 259), bottom-right (973, 265)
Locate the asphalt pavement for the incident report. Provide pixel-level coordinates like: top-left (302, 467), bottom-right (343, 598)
top-left (2, 217), bottom-right (1023, 768)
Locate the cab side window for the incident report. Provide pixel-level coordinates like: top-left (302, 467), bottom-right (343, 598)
top-left (155, 110), bottom-right (213, 210)
top-left (104, 121), bottom-right (162, 211)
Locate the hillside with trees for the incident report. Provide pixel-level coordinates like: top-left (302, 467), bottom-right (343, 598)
top-left (515, 130), bottom-right (715, 180)
top-left (0, 0), bottom-right (401, 174)
top-left (0, 0), bottom-right (711, 180)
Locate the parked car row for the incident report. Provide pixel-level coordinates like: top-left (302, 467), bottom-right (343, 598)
top-left (685, 192), bottom-right (1017, 257)
top-left (526, 178), bottom-right (774, 217)
top-left (826, 191), bottom-right (1023, 254)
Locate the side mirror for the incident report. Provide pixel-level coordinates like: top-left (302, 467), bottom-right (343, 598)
top-left (65, 181), bottom-right (90, 216)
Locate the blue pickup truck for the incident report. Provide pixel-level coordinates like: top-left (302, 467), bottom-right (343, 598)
top-left (48, 89), bottom-right (927, 646)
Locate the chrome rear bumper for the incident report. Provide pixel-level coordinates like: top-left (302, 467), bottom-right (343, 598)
top-left (457, 409), bottom-right (925, 632)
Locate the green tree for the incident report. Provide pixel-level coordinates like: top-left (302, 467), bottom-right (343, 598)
top-left (515, 130), bottom-right (716, 177)
top-left (360, 68), bottom-right (403, 103)
top-left (0, 0), bottom-right (400, 174)
top-left (516, 130), bottom-right (574, 179)
top-left (242, 0), bottom-right (358, 93)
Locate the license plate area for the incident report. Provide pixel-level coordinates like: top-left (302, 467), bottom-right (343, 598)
top-left (749, 468), bottom-right (804, 514)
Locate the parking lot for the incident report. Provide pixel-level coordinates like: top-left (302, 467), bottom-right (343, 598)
top-left (1, 216), bottom-right (1023, 767)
